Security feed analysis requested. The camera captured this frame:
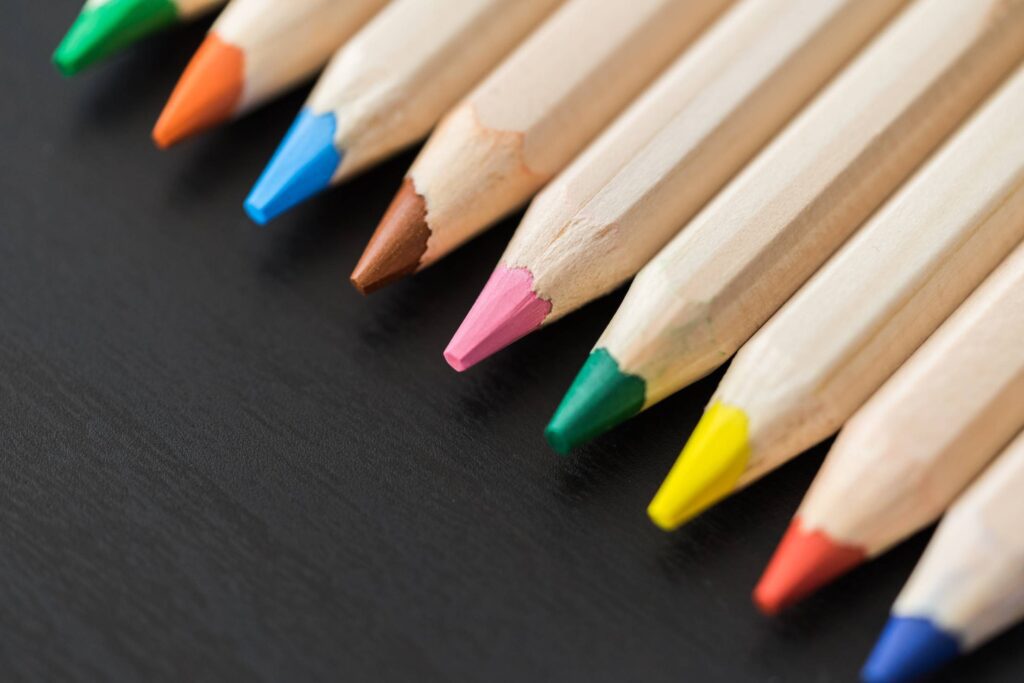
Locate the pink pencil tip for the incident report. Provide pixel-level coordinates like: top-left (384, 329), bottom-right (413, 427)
top-left (444, 266), bottom-right (551, 371)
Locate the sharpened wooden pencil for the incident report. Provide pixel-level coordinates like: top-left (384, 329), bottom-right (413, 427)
top-left (547, 0), bottom-right (1024, 453)
top-left (862, 428), bottom-right (1024, 683)
top-left (54, 0), bottom-right (226, 76)
top-left (756, 236), bottom-right (1024, 614)
top-left (244, 0), bottom-right (563, 223)
top-left (350, 0), bottom-right (733, 293)
top-left (444, 0), bottom-right (909, 374)
top-left (647, 58), bottom-right (1024, 532)
top-left (153, 0), bottom-right (387, 148)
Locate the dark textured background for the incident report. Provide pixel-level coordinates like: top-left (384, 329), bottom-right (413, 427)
top-left (2, 3), bottom-right (1021, 681)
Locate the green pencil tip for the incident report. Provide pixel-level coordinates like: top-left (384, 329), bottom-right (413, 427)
top-left (53, 0), bottom-right (179, 75)
top-left (545, 348), bottom-right (645, 455)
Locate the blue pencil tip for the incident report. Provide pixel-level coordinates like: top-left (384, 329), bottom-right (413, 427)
top-left (862, 616), bottom-right (960, 683)
top-left (243, 198), bottom-right (271, 226)
top-left (245, 107), bottom-right (341, 224)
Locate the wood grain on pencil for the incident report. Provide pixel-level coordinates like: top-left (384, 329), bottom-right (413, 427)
top-left (445, 0), bottom-right (909, 375)
top-left (245, 0), bottom-right (563, 222)
top-left (551, 0), bottom-right (1024, 453)
top-left (863, 429), bottom-right (1024, 682)
top-left (757, 236), bottom-right (1024, 613)
top-left (351, 0), bottom-right (732, 293)
top-left (648, 57), bottom-right (1024, 532)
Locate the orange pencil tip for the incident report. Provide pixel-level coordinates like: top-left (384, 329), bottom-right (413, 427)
top-left (153, 33), bottom-right (244, 148)
top-left (753, 518), bottom-right (865, 615)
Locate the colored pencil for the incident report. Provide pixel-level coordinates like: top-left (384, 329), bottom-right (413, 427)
top-left (546, 0), bottom-right (1024, 454)
top-left (152, 0), bottom-right (386, 148)
top-left (444, 0), bottom-right (909, 372)
top-left (244, 0), bottom-right (563, 225)
top-left (646, 58), bottom-right (1024, 532)
top-left (862, 428), bottom-right (1024, 683)
top-left (54, 0), bottom-right (226, 76)
top-left (349, 0), bottom-right (732, 294)
top-left (756, 235), bottom-right (1024, 613)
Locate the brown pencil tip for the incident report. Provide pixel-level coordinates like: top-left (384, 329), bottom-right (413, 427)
top-left (351, 178), bottom-right (430, 294)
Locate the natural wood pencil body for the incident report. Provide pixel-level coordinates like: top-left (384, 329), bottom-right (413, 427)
top-left (753, 241), bottom-right (1024, 616)
top-left (648, 58), bottom-right (1024, 535)
top-left (414, 0), bottom-right (729, 265)
top-left (893, 428), bottom-right (1024, 650)
top-left (797, 240), bottom-right (1024, 557)
top-left (175, 0), bottom-right (224, 17)
top-left (714, 61), bottom-right (1024, 488)
top-left (598, 0), bottom-right (1024, 409)
top-left (309, 0), bottom-right (563, 183)
top-left (502, 0), bottom-right (908, 322)
top-left (176, 0), bottom-right (222, 15)
top-left (215, 0), bottom-right (386, 113)
top-left (357, 0), bottom-right (733, 288)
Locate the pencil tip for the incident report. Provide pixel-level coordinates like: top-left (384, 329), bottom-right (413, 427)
top-left (754, 518), bottom-right (866, 614)
top-left (54, 0), bottom-right (179, 75)
top-left (443, 266), bottom-right (551, 372)
top-left (245, 108), bottom-right (341, 224)
top-left (647, 403), bottom-right (751, 530)
top-left (350, 178), bottom-right (429, 294)
top-left (152, 32), bottom-right (244, 148)
top-left (862, 616), bottom-right (960, 683)
top-left (545, 349), bottom-right (645, 454)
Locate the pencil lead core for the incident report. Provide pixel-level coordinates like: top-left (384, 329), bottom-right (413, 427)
top-left (54, 0), bottom-right (179, 76)
top-left (153, 33), bottom-right (244, 148)
top-left (351, 178), bottom-right (430, 294)
top-left (245, 108), bottom-right (341, 224)
top-left (444, 266), bottom-right (551, 371)
top-left (753, 518), bottom-right (865, 614)
top-left (545, 348), bottom-right (645, 454)
top-left (647, 402), bottom-right (750, 530)
top-left (861, 616), bottom-right (960, 683)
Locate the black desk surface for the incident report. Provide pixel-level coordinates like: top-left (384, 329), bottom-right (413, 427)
top-left (3, 4), bottom-right (1021, 681)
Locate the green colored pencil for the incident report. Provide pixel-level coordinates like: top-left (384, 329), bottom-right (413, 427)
top-left (54, 0), bottom-right (226, 76)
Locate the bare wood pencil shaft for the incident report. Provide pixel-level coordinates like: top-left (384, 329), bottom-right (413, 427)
top-left (601, 0), bottom-right (1024, 408)
top-left (351, 0), bottom-right (732, 293)
top-left (895, 429), bottom-right (1024, 650)
top-left (508, 0), bottom-right (908, 320)
top-left (310, 0), bottom-right (563, 182)
top-left (416, 0), bottom-right (729, 264)
top-left (647, 55), bottom-right (1024, 533)
top-left (718, 61), bottom-right (1024, 487)
top-left (798, 240), bottom-right (1024, 556)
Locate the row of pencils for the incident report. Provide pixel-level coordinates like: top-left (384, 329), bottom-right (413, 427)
top-left (56, 1), bottom-right (1024, 681)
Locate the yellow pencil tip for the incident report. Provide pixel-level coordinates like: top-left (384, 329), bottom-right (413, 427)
top-left (647, 403), bottom-right (751, 531)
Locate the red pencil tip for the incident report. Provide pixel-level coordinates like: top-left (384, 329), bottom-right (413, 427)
top-left (754, 518), bottom-right (866, 615)
top-left (153, 33), bottom-right (244, 148)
